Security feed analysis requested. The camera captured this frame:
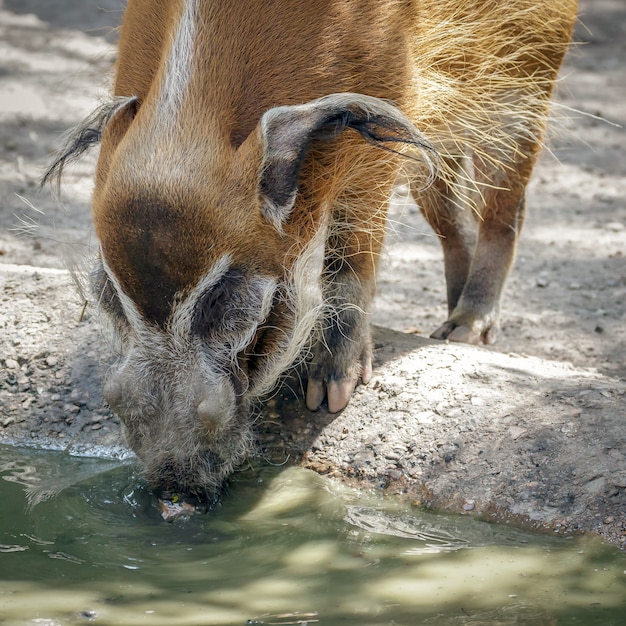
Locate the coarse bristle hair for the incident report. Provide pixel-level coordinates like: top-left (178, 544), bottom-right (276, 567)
top-left (404, 0), bottom-right (577, 209)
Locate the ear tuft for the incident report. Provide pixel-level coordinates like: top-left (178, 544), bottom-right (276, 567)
top-left (41, 96), bottom-right (138, 190)
top-left (257, 92), bottom-right (437, 229)
top-left (259, 154), bottom-right (299, 231)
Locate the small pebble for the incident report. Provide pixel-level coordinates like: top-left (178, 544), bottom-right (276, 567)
top-left (605, 221), bottom-right (624, 232)
top-left (159, 497), bottom-right (196, 521)
top-left (463, 500), bottom-right (475, 511)
top-left (4, 358), bottom-right (19, 370)
top-left (45, 356), bottom-right (58, 367)
top-left (595, 194), bottom-right (615, 205)
top-left (78, 609), bottom-right (97, 620)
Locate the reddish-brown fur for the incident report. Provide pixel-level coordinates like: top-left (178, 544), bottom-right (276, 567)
top-left (46, 0), bottom-right (577, 495)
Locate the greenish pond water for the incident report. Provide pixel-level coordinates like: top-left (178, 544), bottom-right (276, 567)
top-left (0, 446), bottom-right (625, 626)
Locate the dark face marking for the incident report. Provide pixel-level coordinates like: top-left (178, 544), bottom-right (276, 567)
top-left (98, 195), bottom-right (211, 327)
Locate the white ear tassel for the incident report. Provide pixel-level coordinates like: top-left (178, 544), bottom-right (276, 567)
top-left (258, 93), bottom-right (438, 231)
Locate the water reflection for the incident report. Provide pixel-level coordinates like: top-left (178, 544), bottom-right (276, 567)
top-left (0, 445), bottom-right (625, 625)
top-left (0, 448), bottom-right (125, 507)
top-left (345, 505), bottom-right (467, 553)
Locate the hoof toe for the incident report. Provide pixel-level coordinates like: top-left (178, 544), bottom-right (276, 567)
top-left (431, 321), bottom-right (497, 345)
top-left (447, 325), bottom-right (481, 344)
top-left (360, 354), bottom-right (373, 385)
top-left (306, 379), bottom-right (325, 411)
top-left (305, 375), bottom-right (360, 413)
top-left (327, 377), bottom-right (357, 414)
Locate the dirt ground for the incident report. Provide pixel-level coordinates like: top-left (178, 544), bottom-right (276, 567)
top-left (1, 1), bottom-right (625, 548)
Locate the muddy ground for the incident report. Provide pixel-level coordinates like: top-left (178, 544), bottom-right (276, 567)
top-left (0, 1), bottom-right (625, 548)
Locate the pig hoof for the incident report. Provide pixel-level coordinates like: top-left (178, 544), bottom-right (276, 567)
top-left (306, 379), bottom-right (326, 411)
top-left (306, 353), bottom-right (372, 412)
top-left (327, 377), bottom-right (358, 413)
top-left (431, 321), bottom-right (497, 345)
top-left (305, 376), bottom-right (358, 413)
top-left (446, 324), bottom-right (481, 344)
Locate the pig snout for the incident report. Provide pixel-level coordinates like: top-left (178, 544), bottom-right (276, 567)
top-left (104, 372), bottom-right (235, 435)
top-left (103, 356), bottom-right (251, 497)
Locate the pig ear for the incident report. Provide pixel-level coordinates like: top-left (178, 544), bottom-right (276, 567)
top-left (42, 96), bottom-right (138, 190)
top-left (258, 92), bottom-right (436, 230)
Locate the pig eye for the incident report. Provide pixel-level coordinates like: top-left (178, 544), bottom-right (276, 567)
top-left (192, 269), bottom-right (250, 337)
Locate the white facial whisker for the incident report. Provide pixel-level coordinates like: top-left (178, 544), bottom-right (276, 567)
top-left (168, 253), bottom-right (233, 341)
top-left (100, 254), bottom-right (147, 337)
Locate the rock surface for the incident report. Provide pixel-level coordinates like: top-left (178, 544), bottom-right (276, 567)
top-left (1, 264), bottom-right (625, 549)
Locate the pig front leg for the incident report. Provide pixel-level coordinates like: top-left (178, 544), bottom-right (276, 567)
top-left (305, 216), bottom-right (382, 413)
top-left (251, 93), bottom-right (435, 413)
